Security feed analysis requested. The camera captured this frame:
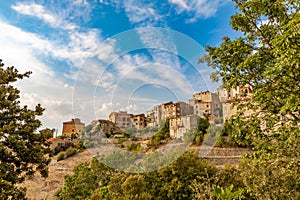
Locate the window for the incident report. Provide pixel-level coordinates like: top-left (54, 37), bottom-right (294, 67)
top-left (123, 117), bottom-right (126, 121)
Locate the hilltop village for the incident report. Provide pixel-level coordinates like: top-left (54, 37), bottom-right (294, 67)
top-left (58, 85), bottom-right (253, 142)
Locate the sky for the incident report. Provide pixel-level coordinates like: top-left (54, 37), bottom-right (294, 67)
top-left (0, 0), bottom-right (240, 134)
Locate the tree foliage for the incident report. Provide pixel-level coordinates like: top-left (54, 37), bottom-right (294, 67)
top-left (0, 60), bottom-right (53, 199)
top-left (200, 0), bottom-right (300, 198)
top-left (56, 158), bottom-right (114, 200)
top-left (200, 0), bottom-right (299, 157)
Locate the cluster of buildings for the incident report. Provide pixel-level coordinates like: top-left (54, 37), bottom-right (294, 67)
top-left (60, 85), bottom-right (253, 140)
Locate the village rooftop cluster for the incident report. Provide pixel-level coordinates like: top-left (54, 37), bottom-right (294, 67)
top-left (60, 85), bottom-right (253, 140)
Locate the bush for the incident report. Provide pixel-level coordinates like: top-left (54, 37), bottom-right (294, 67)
top-left (65, 147), bottom-right (77, 157)
top-left (57, 152), bottom-right (66, 161)
top-left (54, 145), bottom-right (65, 155)
top-left (126, 142), bottom-right (141, 152)
top-left (215, 136), bottom-right (239, 148)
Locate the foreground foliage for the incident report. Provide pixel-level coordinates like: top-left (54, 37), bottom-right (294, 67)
top-left (0, 60), bottom-right (53, 199)
top-left (56, 151), bottom-right (221, 200)
top-left (199, 0), bottom-right (300, 198)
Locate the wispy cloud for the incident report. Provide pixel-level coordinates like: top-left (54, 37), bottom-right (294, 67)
top-left (72, 0), bottom-right (89, 6)
top-left (0, 19), bottom-right (75, 131)
top-left (168, 0), bottom-right (228, 21)
top-left (123, 0), bottom-right (164, 26)
top-left (12, 3), bottom-right (78, 30)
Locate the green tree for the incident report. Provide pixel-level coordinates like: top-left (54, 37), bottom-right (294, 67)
top-left (198, 117), bottom-right (210, 134)
top-left (56, 158), bottom-right (114, 200)
top-left (147, 151), bottom-right (217, 200)
top-left (107, 174), bottom-right (152, 200)
top-left (200, 0), bottom-right (299, 157)
top-left (0, 60), bottom-right (53, 199)
top-left (200, 0), bottom-right (300, 198)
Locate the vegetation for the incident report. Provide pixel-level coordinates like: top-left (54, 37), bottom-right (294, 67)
top-left (149, 118), bottom-right (170, 147)
top-left (200, 0), bottom-right (299, 157)
top-left (56, 159), bottom-right (114, 200)
top-left (0, 60), bottom-right (53, 199)
top-left (199, 0), bottom-right (300, 198)
top-left (56, 0), bottom-right (299, 199)
top-left (56, 151), bottom-right (219, 200)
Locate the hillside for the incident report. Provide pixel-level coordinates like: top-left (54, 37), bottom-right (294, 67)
top-left (20, 146), bottom-right (251, 199)
top-left (19, 150), bottom-right (93, 200)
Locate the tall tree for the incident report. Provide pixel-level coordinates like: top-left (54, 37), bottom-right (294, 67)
top-left (200, 0), bottom-right (299, 198)
top-left (0, 60), bottom-right (53, 199)
top-left (200, 0), bottom-right (299, 157)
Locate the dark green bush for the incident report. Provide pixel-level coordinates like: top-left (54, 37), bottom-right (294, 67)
top-left (57, 152), bottom-right (66, 161)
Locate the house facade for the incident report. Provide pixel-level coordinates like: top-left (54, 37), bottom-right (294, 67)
top-left (189, 91), bottom-right (220, 122)
top-left (169, 115), bottom-right (200, 139)
top-left (62, 118), bottom-right (85, 137)
top-left (223, 84), bottom-right (253, 121)
top-left (132, 114), bottom-right (147, 129)
top-left (109, 111), bottom-right (134, 129)
top-left (146, 101), bottom-right (194, 127)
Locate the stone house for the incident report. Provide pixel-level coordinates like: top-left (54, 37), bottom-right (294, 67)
top-left (189, 91), bottom-right (220, 122)
top-left (47, 138), bottom-right (73, 151)
top-left (132, 114), bottom-right (147, 129)
top-left (62, 118), bottom-right (85, 137)
top-left (109, 111), bottom-right (134, 130)
top-left (169, 115), bottom-right (200, 139)
top-left (222, 84), bottom-right (253, 121)
top-left (146, 101), bottom-right (193, 127)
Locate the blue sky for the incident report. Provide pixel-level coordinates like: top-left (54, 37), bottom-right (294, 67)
top-left (0, 0), bottom-right (239, 133)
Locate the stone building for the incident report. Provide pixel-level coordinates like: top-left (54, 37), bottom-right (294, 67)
top-left (109, 111), bottom-right (133, 129)
top-left (146, 108), bottom-right (158, 127)
top-left (62, 118), bottom-right (85, 137)
top-left (216, 86), bottom-right (228, 103)
top-left (146, 101), bottom-right (193, 127)
top-left (47, 137), bottom-right (74, 150)
top-left (132, 114), bottom-right (147, 129)
top-left (89, 119), bottom-right (121, 135)
top-left (223, 84), bottom-right (253, 121)
top-left (189, 91), bottom-right (220, 122)
top-left (146, 102), bottom-right (169, 127)
top-left (169, 115), bottom-right (200, 139)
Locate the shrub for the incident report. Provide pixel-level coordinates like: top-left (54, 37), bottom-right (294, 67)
top-left (57, 152), bottom-right (66, 161)
top-left (65, 147), bottom-right (77, 157)
top-left (54, 145), bottom-right (65, 155)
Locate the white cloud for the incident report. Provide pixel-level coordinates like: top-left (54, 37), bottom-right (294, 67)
top-left (0, 15), bottom-right (120, 132)
top-left (169, 0), bottom-right (189, 9)
top-left (123, 0), bottom-right (163, 25)
top-left (12, 3), bottom-right (78, 30)
top-left (122, 1), bottom-right (182, 76)
top-left (113, 54), bottom-right (151, 76)
top-left (73, 0), bottom-right (89, 6)
top-left (0, 20), bottom-right (76, 132)
top-left (168, 0), bottom-right (228, 20)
